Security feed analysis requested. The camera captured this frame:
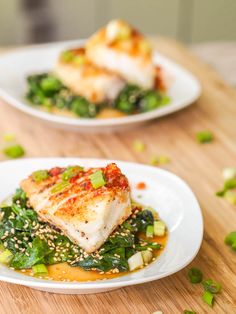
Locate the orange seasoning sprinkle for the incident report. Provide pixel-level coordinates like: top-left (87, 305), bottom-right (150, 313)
top-left (136, 182), bottom-right (146, 190)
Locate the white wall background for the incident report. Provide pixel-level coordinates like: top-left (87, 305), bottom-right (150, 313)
top-left (0, 0), bottom-right (236, 45)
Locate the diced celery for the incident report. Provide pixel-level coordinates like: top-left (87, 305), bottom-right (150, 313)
top-left (128, 252), bottom-right (144, 271)
top-left (154, 221), bottom-right (166, 236)
top-left (32, 264), bottom-right (48, 275)
top-left (146, 225), bottom-right (154, 238)
top-left (141, 250), bottom-right (153, 263)
top-left (0, 249), bottom-right (13, 264)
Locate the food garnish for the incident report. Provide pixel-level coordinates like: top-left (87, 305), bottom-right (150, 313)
top-left (133, 139), bottom-right (145, 152)
top-left (225, 231), bottom-right (236, 252)
top-left (196, 131), bottom-right (214, 143)
top-left (3, 144), bottom-right (25, 159)
top-left (3, 133), bottom-right (15, 142)
top-left (32, 170), bottom-right (49, 183)
top-left (216, 167), bottom-right (236, 204)
top-left (183, 311), bottom-right (196, 314)
top-left (202, 290), bottom-right (214, 307)
top-left (202, 279), bottom-right (222, 294)
top-left (188, 267), bottom-right (203, 284)
top-left (150, 155), bottom-right (170, 166)
top-left (89, 170), bottom-right (106, 189)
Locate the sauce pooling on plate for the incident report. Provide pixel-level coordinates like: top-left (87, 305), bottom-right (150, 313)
top-left (19, 234), bottom-right (167, 282)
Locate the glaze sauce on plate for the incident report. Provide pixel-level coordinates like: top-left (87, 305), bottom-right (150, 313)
top-left (19, 234), bottom-right (167, 282)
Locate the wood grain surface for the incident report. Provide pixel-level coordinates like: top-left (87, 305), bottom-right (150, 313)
top-left (0, 38), bottom-right (236, 314)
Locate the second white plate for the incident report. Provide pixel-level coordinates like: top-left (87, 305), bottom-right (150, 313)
top-left (0, 40), bottom-right (201, 132)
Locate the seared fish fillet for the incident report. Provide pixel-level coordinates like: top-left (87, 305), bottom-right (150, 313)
top-left (86, 19), bottom-right (156, 89)
top-left (21, 163), bottom-right (132, 253)
top-left (55, 48), bottom-right (125, 103)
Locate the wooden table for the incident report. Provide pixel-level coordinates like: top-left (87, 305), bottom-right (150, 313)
top-left (0, 38), bottom-right (235, 314)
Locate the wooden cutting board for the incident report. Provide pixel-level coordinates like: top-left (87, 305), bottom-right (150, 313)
top-left (0, 38), bottom-right (235, 314)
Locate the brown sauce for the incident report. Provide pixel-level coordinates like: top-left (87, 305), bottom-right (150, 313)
top-left (18, 234), bottom-right (167, 282)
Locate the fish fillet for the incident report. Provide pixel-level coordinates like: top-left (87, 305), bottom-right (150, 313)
top-left (86, 19), bottom-right (156, 89)
top-left (20, 163), bottom-right (132, 253)
top-left (54, 47), bottom-right (125, 103)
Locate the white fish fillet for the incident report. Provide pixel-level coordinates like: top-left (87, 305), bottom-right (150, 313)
top-left (86, 20), bottom-right (156, 89)
top-left (20, 163), bottom-right (132, 253)
top-left (55, 48), bottom-right (125, 103)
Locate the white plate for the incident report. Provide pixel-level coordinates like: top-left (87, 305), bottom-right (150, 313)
top-left (0, 158), bottom-right (203, 294)
top-left (0, 40), bottom-right (201, 133)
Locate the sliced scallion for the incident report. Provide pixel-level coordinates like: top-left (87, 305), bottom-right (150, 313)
top-left (202, 290), bottom-right (214, 307)
top-left (224, 190), bottom-right (236, 205)
top-left (32, 264), bottom-right (48, 275)
top-left (188, 267), bottom-right (203, 284)
top-left (146, 225), bottom-right (154, 238)
top-left (51, 181), bottom-right (70, 193)
top-left (225, 231), bottom-right (236, 251)
top-left (133, 140), bottom-right (145, 152)
top-left (3, 145), bottom-right (25, 159)
top-left (62, 166), bottom-right (83, 181)
top-left (222, 168), bottom-right (236, 181)
top-left (0, 249), bottom-right (13, 264)
top-left (202, 279), bottom-right (222, 294)
top-left (3, 133), bottom-right (15, 142)
top-left (196, 131), bottom-right (214, 143)
top-left (154, 220), bottom-right (166, 236)
top-left (89, 170), bottom-right (106, 189)
top-left (183, 311), bottom-right (196, 314)
top-left (32, 170), bottom-right (49, 183)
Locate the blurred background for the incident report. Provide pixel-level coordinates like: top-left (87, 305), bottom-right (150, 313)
top-left (1, 0), bottom-right (236, 85)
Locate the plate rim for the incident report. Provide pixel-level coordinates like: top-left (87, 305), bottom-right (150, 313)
top-left (0, 157), bottom-right (204, 290)
top-left (0, 40), bottom-right (202, 127)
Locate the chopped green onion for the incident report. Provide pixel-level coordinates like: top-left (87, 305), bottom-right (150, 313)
top-left (128, 252), bottom-right (143, 271)
top-left (188, 267), bottom-right (203, 284)
top-left (61, 50), bottom-right (74, 62)
top-left (51, 181), bottom-right (70, 193)
top-left (158, 155), bottom-right (170, 165)
top-left (223, 168), bottom-right (236, 181)
top-left (62, 166), bottom-right (83, 181)
top-left (196, 131), bottom-right (214, 143)
top-left (224, 178), bottom-right (236, 190)
top-left (146, 225), bottom-right (154, 238)
top-left (202, 290), bottom-right (214, 307)
top-left (141, 250), bottom-right (153, 263)
top-left (133, 140), bottom-right (145, 152)
top-left (73, 55), bottom-right (86, 66)
top-left (89, 170), bottom-right (106, 189)
top-left (0, 249), bottom-right (13, 264)
top-left (3, 133), bottom-right (15, 142)
top-left (202, 279), bottom-right (222, 294)
top-left (32, 264), bottom-right (48, 275)
top-left (154, 220), bottom-right (166, 236)
top-left (150, 156), bottom-right (159, 166)
top-left (215, 189), bottom-right (225, 197)
top-left (225, 231), bottom-right (236, 251)
top-left (3, 144), bottom-right (25, 159)
top-left (183, 311), bottom-right (196, 314)
top-left (32, 170), bottom-right (49, 183)
top-left (224, 190), bottom-right (236, 205)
